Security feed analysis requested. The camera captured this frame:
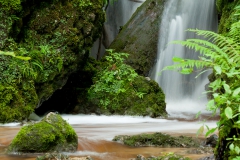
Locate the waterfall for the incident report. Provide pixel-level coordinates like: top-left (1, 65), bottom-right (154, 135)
top-left (151, 0), bottom-right (218, 117)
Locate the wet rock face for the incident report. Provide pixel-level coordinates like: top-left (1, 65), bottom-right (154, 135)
top-left (109, 0), bottom-right (166, 76)
top-left (8, 112), bottom-right (78, 153)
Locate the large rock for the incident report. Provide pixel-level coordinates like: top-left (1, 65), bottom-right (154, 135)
top-left (109, 0), bottom-right (166, 76)
top-left (8, 112), bottom-right (78, 153)
top-left (0, 0), bottom-right (105, 122)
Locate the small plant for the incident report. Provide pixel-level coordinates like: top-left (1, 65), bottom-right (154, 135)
top-left (88, 49), bottom-right (140, 110)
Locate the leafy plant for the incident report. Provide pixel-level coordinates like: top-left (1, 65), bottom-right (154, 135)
top-left (161, 5), bottom-right (240, 159)
top-left (88, 49), bottom-right (140, 110)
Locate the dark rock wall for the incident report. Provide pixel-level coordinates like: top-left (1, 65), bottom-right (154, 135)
top-left (109, 0), bottom-right (166, 76)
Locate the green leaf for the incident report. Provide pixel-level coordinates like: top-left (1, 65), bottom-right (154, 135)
top-left (172, 56), bottom-right (184, 62)
top-left (16, 56), bottom-right (31, 61)
top-left (205, 127), bottom-right (217, 137)
top-left (197, 125), bottom-right (204, 137)
top-left (195, 111), bottom-right (201, 119)
top-left (230, 143), bottom-right (235, 151)
top-left (214, 65), bottom-right (222, 75)
top-left (233, 87), bottom-right (240, 97)
top-left (180, 68), bottom-right (193, 74)
top-left (225, 107), bottom-right (233, 119)
top-left (206, 99), bottom-right (215, 111)
top-left (235, 146), bottom-right (240, 154)
top-left (223, 83), bottom-right (232, 94)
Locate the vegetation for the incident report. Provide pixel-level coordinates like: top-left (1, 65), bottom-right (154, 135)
top-left (0, 0), bottom-right (105, 122)
top-left (161, 5), bottom-right (240, 159)
top-left (88, 49), bottom-right (167, 117)
top-left (88, 49), bottom-right (138, 109)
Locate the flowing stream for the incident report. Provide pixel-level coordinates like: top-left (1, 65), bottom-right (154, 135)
top-left (0, 115), bottom-right (217, 160)
top-left (150, 0), bottom-right (218, 118)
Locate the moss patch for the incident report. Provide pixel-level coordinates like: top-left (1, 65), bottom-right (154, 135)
top-left (0, 0), bottom-right (105, 122)
top-left (8, 112), bottom-right (78, 153)
top-left (113, 132), bottom-right (200, 148)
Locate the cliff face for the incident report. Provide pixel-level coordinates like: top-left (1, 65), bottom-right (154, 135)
top-left (0, 0), bottom-right (105, 122)
top-left (109, 0), bottom-right (166, 76)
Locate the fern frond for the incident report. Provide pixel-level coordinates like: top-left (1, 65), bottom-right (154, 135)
top-left (161, 58), bottom-right (212, 73)
top-left (229, 21), bottom-right (240, 41)
top-left (172, 40), bottom-right (225, 60)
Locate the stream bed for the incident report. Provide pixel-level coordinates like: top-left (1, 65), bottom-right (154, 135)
top-left (0, 114), bottom-right (217, 160)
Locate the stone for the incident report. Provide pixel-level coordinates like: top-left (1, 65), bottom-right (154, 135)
top-left (109, 0), bottom-right (166, 76)
top-left (8, 112), bottom-right (78, 153)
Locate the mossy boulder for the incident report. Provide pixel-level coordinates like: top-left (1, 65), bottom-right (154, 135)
top-left (122, 76), bottom-right (167, 117)
top-left (88, 74), bottom-right (167, 117)
top-left (109, 0), bottom-right (166, 76)
top-left (8, 112), bottom-right (78, 153)
top-left (113, 132), bottom-right (200, 148)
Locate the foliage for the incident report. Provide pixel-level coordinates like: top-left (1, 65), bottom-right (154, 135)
top-left (0, 0), bottom-right (22, 11)
top-left (88, 49), bottom-right (139, 109)
top-left (161, 6), bottom-right (240, 159)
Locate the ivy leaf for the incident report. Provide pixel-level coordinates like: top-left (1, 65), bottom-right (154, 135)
top-left (214, 65), bottom-right (222, 75)
top-left (225, 107), bottom-right (233, 119)
top-left (233, 87), bottom-right (240, 97)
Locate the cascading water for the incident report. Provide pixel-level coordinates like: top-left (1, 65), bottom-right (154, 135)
top-left (151, 0), bottom-right (218, 118)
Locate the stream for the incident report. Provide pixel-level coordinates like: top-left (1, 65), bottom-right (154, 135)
top-left (0, 114), bottom-right (217, 160)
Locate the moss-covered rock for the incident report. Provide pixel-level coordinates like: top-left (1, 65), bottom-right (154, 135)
top-left (0, 0), bottom-right (105, 122)
top-left (87, 52), bottom-right (167, 117)
top-left (8, 112), bottom-right (78, 153)
top-left (100, 75), bottom-right (167, 118)
top-left (109, 0), bottom-right (166, 76)
top-left (113, 132), bottom-right (200, 148)
top-left (134, 153), bottom-right (191, 160)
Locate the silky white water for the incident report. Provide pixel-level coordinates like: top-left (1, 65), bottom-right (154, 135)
top-left (151, 0), bottom-right (218, 117)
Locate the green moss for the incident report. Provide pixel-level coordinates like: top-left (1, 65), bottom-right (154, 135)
top-left (0, 0), bottom-right (105, 122)
top-left (145, 153), bottom-right (191, 160)
top-left (8, 113), bottom-right (78, 152)
top-left (88, 54), bottom-right (167, 117)
top-left (0, 0), bottom-right (22, 12)
top-left (113, 132), bottom-right (200, 148)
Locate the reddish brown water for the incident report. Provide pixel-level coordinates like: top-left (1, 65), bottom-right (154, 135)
top-left (0, 115), bottom-right (217, 160)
